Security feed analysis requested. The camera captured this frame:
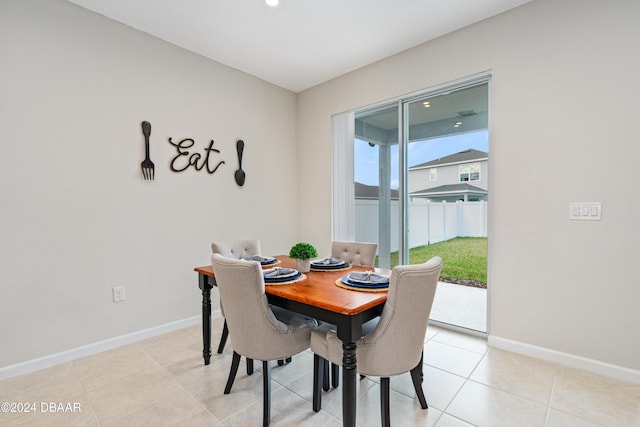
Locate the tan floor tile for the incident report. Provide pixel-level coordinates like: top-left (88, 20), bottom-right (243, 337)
top-left (102, 385), bottom-right (213, 427)
top-left (198, 366), bottom-right (280, 421)
top-left (423, 340), bottom-right (484, 377)
top-left (170, 352), bottom-right (235, 400)
top-left (285, 371), bottom-right (378, 418)
top-left (431, 329), bottom-right (488, 354)
top-left (389, 364), bottom-right (466, 411)
top-left (139, 325), bottom-right (203, 368)
top-left (447, 380), bottom-right (548, 427)
top-left (546, 408), bottom-right (605, 427)
top-left (73, 344), bottom-right (162, 392)
top-left (177, 409), bottom-right (224, 427)
top-left (0, 362), bottom-right (84, 403)
top-left (87, 369), bottom-right (179, 425)
top-left (435, 413), bottom-right (476, 427)
top-left (221, 386), bottom-right (332, 426)
top-left (425, 325), bottom-right (445, 341)
top-left (338, 383), bottom-right (441, 426)
top-left (269, 351), bottom-right (314, 386)
top-left (550, 369), bottom-right (640, 426)
top-left (0, 394), bottom-right (98, 427)
top-left (322, 418), bottom-right (343, 427)
top-left (4, 322), bottom-right (640, 426)
top-left (470, 348), bottom-right (556, 405)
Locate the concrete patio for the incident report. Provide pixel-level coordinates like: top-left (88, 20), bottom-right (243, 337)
top-left (430, 281), bottom-right (487, 333)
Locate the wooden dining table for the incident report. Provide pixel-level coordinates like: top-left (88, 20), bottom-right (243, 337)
top-left (194, 255), bottom-right (389, 427)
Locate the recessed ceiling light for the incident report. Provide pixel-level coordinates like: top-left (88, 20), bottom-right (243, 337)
top-left (265, 0), bottom-right (279, 6)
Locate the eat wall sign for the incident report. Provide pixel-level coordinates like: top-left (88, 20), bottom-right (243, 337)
top-left (168, 137), bottom-right (246, 187)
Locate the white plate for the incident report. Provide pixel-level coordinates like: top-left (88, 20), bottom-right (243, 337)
top-left (347, 272), bottom-right (390, 284)
top-left (311, 257), bottom-right (345, 267)
top-left (263, 267), bottom-right (298, 279)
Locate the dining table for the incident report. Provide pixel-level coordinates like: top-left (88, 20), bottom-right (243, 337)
top-left (194, 255), bottom-right (389, 427)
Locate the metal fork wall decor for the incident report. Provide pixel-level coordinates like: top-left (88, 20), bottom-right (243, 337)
top-left (140, 121), bottom-right (155, 180)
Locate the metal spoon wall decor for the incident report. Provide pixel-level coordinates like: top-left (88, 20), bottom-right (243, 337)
top-left (234, 139), bottom-right (245, 186)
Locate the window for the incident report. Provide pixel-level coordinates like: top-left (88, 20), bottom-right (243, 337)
top-left (429, 168), bottom-right (437, 181)
top-left (460, 163), bottom-right (480, 182)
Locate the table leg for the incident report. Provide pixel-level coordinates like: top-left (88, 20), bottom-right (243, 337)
top-left (199, 273), bottom-right (212, 365)
top-left (342, 341), bottom-right (357, 427)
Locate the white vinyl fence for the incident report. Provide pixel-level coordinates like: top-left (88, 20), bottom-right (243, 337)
top-left (355, 200), bottom-right (487, 252)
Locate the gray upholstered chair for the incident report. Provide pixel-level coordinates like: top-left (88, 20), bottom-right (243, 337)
top-left (211, 254), bottom-right (317, 427)
top-left (211, 240), bottom-right (261, 354)
top-left (331, 240), bottom-right (377, 267)
top-left (211, 240), bottom-right (261, 375)
top-left (325, 240), bottom-right (378, 388)
top-left (311, 257), bottom-right (442, 426)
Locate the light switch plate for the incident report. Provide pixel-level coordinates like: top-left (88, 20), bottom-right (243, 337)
top-left (569, 202), bottom-right (601, 220)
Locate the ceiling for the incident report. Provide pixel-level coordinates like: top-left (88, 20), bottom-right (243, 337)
top-left (65, 0), bottom-right (532, 93)
top-left (356, 83), bottom-right (489, 145)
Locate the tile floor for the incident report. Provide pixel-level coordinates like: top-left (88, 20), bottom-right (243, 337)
top-left (1, 317), bottom-right (639, 426)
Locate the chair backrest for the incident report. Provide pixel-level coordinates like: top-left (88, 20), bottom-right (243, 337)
top-left (211, 240), bottom-right (261, 259)
top-left (211, 253), bottom-right (302, 360)
top-left (359, 256), bottom-right (442, 376)
top-left (331, 241), bottom-right (377, 267)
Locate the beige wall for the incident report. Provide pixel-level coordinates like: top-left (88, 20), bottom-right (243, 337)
top-left (297, 0), bottom-right (640, 373)
top-left (0, 0), bottom-right (299, 367)
top-left (2, 0), bottom-right (639, 379)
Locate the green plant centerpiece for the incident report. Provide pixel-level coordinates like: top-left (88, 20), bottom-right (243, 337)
top-left (289, 242), bottom-right (317, 273)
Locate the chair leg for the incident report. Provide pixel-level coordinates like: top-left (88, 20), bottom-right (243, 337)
top-left (331, 363), bottom-right (340, 388)
top-left (277, 356), bottom-right (292, 366)
top-left (224, 351), bottom-right (241, 394)
top-left (247, 358), bottom-right (254, 375)
top-left (262, 361), bottom-right (271, 427)
top-left (322, 359), bottom-right (330, 391)
top-left (313, 354), bottom-right (324, 412)
top-left (217, 320), bottom-right (229, 353)
top-left (381, 377), bottom-right (390, 427)
top-left (410, 362), bottom-right (428, 409)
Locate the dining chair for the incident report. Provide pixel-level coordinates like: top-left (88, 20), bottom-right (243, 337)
top-left (325, 240), bottom-right (378, 388)
top-left (211, 240), bottom-right (261, 374)
top-left (211, 254), bottom-right (317, 427)
top-left (211, 240), bottom-right (261, 354)
top-left (311, 257), bottom-right (442, 427)
top-left (331, 240), bottom-right (377, 268)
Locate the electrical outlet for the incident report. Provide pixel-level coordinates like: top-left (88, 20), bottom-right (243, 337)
top-left (112, 286), bottom-right (126, 303)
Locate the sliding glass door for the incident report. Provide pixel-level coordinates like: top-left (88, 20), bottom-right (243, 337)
top-left (353, 104), bottom-right (399, 269)
top-left (343, 77), bottom-right (489, 332)
top-left (404, 83), bottom-right (489, 332)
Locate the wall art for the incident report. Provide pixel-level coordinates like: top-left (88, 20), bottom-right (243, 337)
top-left (140, 121), bottom-right (155, 180)
top-left (234, 139), bottom-right (245, 186)
top-left (168, 138), bottom-right (226, 174)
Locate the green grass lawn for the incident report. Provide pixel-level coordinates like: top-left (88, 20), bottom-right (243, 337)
top-left (379, 237), bottom-right (487, 285)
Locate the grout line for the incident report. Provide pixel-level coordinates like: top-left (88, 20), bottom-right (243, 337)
top-left (543, 375), bottom-right (557, 427)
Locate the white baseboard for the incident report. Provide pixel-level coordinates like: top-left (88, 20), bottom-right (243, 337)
top-left (488, 335), bottom-right (640, 385)
top-left (0, 312), bottom-right (220, 381)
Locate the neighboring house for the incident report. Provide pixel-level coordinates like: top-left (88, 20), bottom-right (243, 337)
top-left (354, 182), bottom-right (399, 200)
top-left (409, 149), bottom-right (488, 202)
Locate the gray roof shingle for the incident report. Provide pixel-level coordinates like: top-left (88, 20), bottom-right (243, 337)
top-left (410, 183), bottom-right (487, 197)
top-left (410, 149), bottom-right (488, 169)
